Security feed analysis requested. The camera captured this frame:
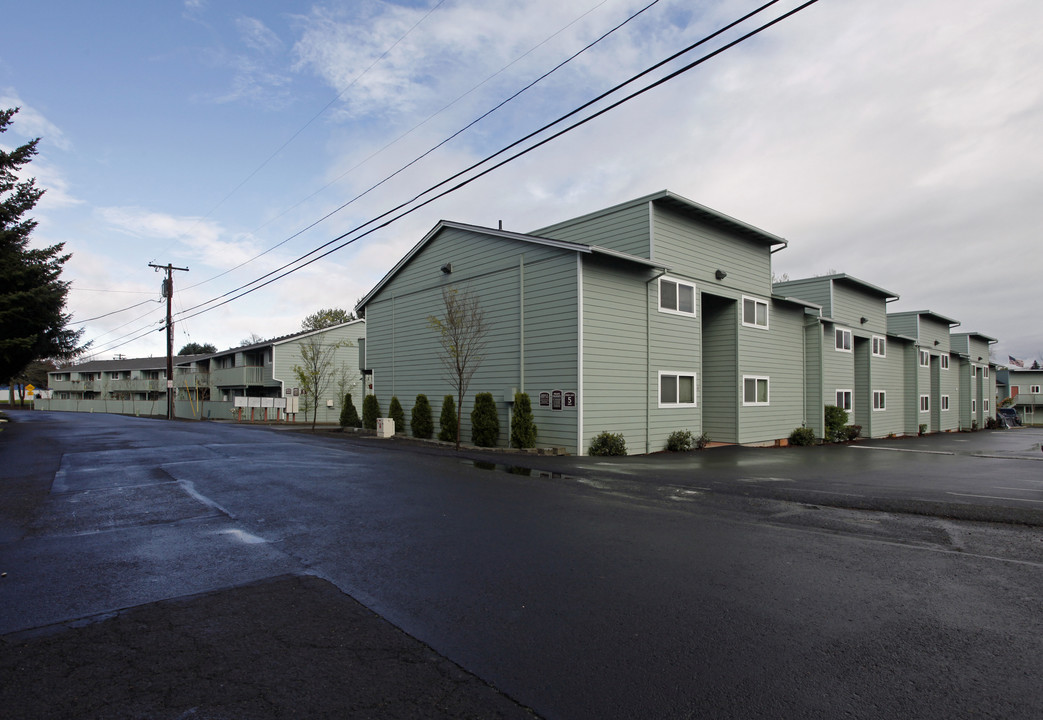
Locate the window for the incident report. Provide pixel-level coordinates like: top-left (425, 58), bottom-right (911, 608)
top-left (742, 296), bottom-right (769, 328)
top-left (835, 390), bottom-right (852, 411)
top-left (659, 277), bottom-right (695, 316)
top-left (920, 395), bottom-right (930, 412)
top-left (919, 350), bottom-right (930, 367)
top-left (659, 372), bottom-right (696, 407)
top-left (743, 376), bottom-right (770, 406)
top-left (1031, 385), bottom-right (1041, 394)
top-left (940, 355), bottom-right (949, 370)
top-left (972, 399), bottom-right (977, 413)
top-left (984, 399), bottom-right (990, 412)
top-left (835, 328), bottom-right (852, 352)
top-left (984, 366), bottom-right (989, 378)
top-left (872, 336), bottom-right (886, 357)
top-left (941, 395), bottom-right (950, 411)
top-left (873, 391), bottom-right (886, 410)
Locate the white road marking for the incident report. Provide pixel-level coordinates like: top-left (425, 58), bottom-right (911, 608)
top-left (947, 492), bottom-right (1043, 504)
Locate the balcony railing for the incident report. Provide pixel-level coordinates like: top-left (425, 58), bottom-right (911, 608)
top-left (210, 366), bottom-right (272, 387)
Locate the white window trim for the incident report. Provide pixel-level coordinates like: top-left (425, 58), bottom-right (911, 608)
top-left (941, 395), bottom-right (950, 411)
top-left (940, 354), bottom-right (949, 370)
top-left (658, 371), bottom-right (697, 408)
top-left (873, 390), bottom-right (886, 411)
top-left (984, 399), bottom-right (990, 412)
top-left (835, 328), bottom-right (852, 353)
top-left (741, 295), bottom-right (769, 329)
top-left (1030, 385), bottom-right (1041, 394)
top-left (972, 398), bottom-right (977, 413)
top-left (920, 395), bottom-right (930, 412)
top-left (658, 276), bottom-right (696, 317)
top-left (835, 389), bottom-right (853, 412)
top-left (919, 349), bottom-right (930, 367)
top-left (742, 375), bottom-right (770, 406)
top-left (984, 366), bottom-right (989, 378)
top-left (872, 336), bottom-right (886, 358)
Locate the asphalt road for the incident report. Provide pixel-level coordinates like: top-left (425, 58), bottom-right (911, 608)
top-left (2, 411), bottom-right (1042, 719)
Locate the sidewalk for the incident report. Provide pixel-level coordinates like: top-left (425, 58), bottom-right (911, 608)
top-left (1, 574), bottom-right (538, 720)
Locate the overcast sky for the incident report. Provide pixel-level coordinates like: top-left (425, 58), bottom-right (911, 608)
top-left (3, 0), bottom-right (1041, 364)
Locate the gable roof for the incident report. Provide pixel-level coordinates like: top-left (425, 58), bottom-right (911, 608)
top-left (534, 190), bottom-right (788, 249)
top-left (54, 354), bottom-right (209, 373)
top-left (355, 220), bottom-right (665, 311)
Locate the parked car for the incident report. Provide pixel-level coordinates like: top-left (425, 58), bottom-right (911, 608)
top-left (996, 407), bottom-right (1021, 428)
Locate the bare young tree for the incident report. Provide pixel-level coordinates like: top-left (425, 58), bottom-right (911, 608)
top-left (427, 287), bottom-right (489, 450)
top-left (292, 336), bottom-right (351, 431)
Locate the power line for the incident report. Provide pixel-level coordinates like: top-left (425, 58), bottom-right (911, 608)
top-left (180, 0), bottom-right (624, 292)
top-left (173, 0), bottom-right (813, 323)
top-left (150, 0), bottom-right (449, 264)
top-left (75, 298), bottom-right (159, 323)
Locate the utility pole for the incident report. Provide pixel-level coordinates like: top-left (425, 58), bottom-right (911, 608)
top-left (149, 263), bottom-right (189, 420)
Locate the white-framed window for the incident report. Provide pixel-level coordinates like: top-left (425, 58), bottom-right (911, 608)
top-left (984, 399), bottom-right (990, 412)
top-left (873, 391), bottom-right (886, 410)
top-left (941, 395), bottom-right (950, 411)
top-left (1031, 385), bottom-right (1041, 394)
top-left (742, 376), bottom-right (770, 406)
top-left (835, 390), bottom-right (852, 411)
top-left (919, 350), bottom-right (930, 367)
top-left (835, 328), bottom-right (852, 352)
top-left (659, 371), bottom-right (697, 407)
top-left (741, 296), bottom-right (769, 329)
top-left (984, 366), bottom-right (989, 378)
top-left (940, 355), bottom-right (949, 370)
top-left (972, 399), bottom-right (977, 413)
top-left (872, 336), bottom-right (886, 357)
top-left (658, 277), bottom-right (696, 316)
top-left (920, 395), bottom-right (930, 412)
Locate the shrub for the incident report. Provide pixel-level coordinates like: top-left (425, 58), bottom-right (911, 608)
top-left (362, 394), bottom-right (381, 430)
top-left (438, 395), bottom-right (457, 442)
top-left (411, 394), bottom-right (433, 439)
top-left (471, 392), bottom-right (500, 447)
top-left (589, 431), bottom-right (627, 456)
top-left (824, 405), bottom-right (849, 443)
top-left (919, 423), bottom-right (928, 436)
top-left (339, 393), bottom-right (361, 428)
top-left (695, 432), bottom-right (710, 450)
top-left (510, 392), bottom-right (537, 448)
top-left (984, 416), bottom-right (998, 430)
top-left (666, 429), bottom-right (693, 452)
top-left (844, 424), bottom-right (862, 441)
top-left (789, 427), bottom-right (816, 446)
top-left (388, 396), bottom-right (405, 433)
top-left (970, 420), bottom-right (977, 431)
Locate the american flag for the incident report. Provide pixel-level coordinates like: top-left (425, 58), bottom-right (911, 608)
top-left (1009, 355), bottom-right (1025, 368)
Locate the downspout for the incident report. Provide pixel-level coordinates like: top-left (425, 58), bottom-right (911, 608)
top-left (520, 255), bottom-right (525, 393)
top-left (391, 294), bottom-right (396, 396)
top-left (646, 269), bottom-right (668, 455)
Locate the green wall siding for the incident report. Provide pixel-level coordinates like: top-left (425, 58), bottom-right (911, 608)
top-left (366, 228), bottom-right (579, 451)
top-left (832, 284), bottom-right (887, 334)
top-left (774, 279), bottom-right (831, 314)
top-left (582, 255), bottom-right (654, 454)
top-left (701, 294), bottom-right (738, 443)
top-left (652, 205), bottom-right (771, 292)
top-left (736, 300), bottom-right (805, 443)
top-left (535, 202), bottom-right (651, 258)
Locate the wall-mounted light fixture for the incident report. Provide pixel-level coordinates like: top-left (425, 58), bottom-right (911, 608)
top-left (441, 263), bottom-right (453, 274)
top-left (934, 340), bottom-right (940, 346)
top-left (860, 317), bottom-right (868, 324)
top-left (715, 269), bottom-right (727, 280)
top-left (978, 356), bottom-right (983, 361)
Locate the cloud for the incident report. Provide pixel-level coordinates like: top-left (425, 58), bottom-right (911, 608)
top-left (236, 16), bottom-right (284, 54)
top-left (0, 91), bottom-right (72, 151)
top-left (96, 206), bottom-right (261, 269)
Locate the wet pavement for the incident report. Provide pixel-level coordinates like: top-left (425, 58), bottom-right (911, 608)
top-left (2, 411), bottom-right (1042, 719)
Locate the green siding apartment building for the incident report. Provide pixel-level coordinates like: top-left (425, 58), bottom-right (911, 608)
top-left (358, 190), bottom-right (1006, 455)
top-left (997, 367), bottom-right (1043, 426)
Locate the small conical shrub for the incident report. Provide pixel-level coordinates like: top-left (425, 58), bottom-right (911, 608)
top-left (362, 394), bottom-right (381, 430)
top-left (340, 393), bottom-right (361, 428)
top-left (510, 392), bottom-right (537, 448)
top-left (388, 396), bottom-right (405, 434)
top-left (471, 392), bottom-right (499, 447)
top-left (411, 394), bottom-right (433, 439)
top-left (438, 395), bottom-right (457, 443)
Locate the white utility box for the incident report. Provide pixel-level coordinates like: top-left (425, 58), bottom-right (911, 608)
top-left (376, 417), bottom-right (395, 438)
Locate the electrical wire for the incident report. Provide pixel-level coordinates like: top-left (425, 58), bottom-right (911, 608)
top-left (180, 0), bottom-right (625, 291)
top-left (175, 0), bottom-right (792, 321)
top-left (75, 298), bottom-right (159, 323)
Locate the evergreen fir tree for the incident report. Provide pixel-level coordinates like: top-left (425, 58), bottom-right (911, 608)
top-left (438, 395), bottom-right (457, 443)
top-left (510, 392), bottom-right (537, 448)
top-left (388, 396), bottom-right (405, 433)
top-left (411, 394), bottom-right (433, 439)
top-left (340, 393), bottom-right (361, 428)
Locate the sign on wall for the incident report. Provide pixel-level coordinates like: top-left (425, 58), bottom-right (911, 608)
top-left (539, 391), bottom-right (550, 407)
